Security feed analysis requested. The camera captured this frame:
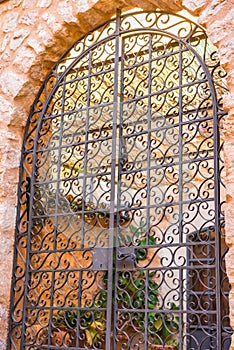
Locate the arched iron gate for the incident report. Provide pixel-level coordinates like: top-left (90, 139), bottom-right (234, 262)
top-left (8, 9), bottom-right (231, 350)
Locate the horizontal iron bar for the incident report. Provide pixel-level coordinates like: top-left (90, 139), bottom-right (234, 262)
top-left (28, 264), bottom-right (217, 274)
top-left (29, 238), bottom-right (216, 255)
top-left (25, 306), bottom-right (107, 311)
top-left (113, 308), bottom-right (218, 314)
top-left (40, 100), bottom-right (215, 126)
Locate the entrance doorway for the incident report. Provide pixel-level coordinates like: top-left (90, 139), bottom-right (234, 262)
top-left (8, 9), bottom-right (231, 350)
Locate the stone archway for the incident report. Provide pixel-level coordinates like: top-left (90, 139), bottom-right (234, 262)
top-left (1, 1), bottom-right (234, 349)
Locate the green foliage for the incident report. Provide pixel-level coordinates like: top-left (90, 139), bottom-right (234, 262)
top-left (52, 304), bottom-right (106, 347)
top-left (53, 306), bottom-right (78, 329)
top-left (117, 223), bottom-right (179, 348)
top-left (148, 303), bottom-right (179, 347)
top-left (52, 221), bottom-right (179, 348)
top-left (117, 267), bottom-right (179, 347)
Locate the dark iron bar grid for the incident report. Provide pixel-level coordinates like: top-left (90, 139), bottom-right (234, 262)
top-left (8, 9), bottom-right (231, 350)
top-left (62, 33), bottom-right (210, 81)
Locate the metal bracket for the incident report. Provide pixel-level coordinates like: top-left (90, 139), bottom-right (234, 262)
top-left (92, 247), bottom-right (110, 270)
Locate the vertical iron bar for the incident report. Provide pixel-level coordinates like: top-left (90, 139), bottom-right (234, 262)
top-left (7, 163), bottom-right (28, 350)
top-left (113, 11), bottom-right (123, 350)
top-left (76, 49), bottom-right (93, 348)
top-left (186, 233), bottom-right (191, 348)
top-left (207, 230), bottom-right (212, 345)
top-left (18, 178), bottom-right (32, 350)
top-left (19, 114), bottom-right (49, 349)
top-left (47, 77), bottom-right (67, 346)
top-left (178, 41), bottom-right (184, 350)
top-left (81, 51), bottom-right (92, 249)
top-left (26, 177), bottom-right (31, 222)
top-left (213, 73), bottom-right (222, 349)
top-left (15, 171), bottom-right (32, 350)
top-left (144, 33), bottom-right (153, 350)
top-left (105, 8), bottom-right (121, 350)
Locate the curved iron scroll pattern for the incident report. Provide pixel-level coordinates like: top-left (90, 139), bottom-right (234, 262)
top-left (9, 9), bottom-right (230, 350)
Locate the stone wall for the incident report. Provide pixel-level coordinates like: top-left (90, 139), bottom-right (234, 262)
top-left (1, 0), bottom-right (234, 349)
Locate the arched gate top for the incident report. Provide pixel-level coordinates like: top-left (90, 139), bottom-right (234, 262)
top-left (23, 9), bottom-right (225, 158)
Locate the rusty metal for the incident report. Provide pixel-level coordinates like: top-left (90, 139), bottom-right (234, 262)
top-left (8, 9), bottom-right (231, 350)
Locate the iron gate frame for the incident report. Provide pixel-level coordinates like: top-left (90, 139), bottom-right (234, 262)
top-left (8, 8), bottom-right (231, 350)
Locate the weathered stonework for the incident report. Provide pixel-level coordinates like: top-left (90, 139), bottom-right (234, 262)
top-left (1, 0), bottom-right (234, 349)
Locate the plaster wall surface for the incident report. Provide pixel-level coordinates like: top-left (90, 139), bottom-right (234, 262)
top-left (1, 0), bottom-right (234, 349)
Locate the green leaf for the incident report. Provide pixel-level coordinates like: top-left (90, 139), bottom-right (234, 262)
top-left (136, 248), bottom-right (147, 261)
top-left (153, 316), bottom-right (163, 331)
top-left (149, 235), bottom-right (156, 245)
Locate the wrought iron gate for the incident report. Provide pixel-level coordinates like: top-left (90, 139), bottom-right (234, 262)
top-left (8, 9), bottom-right (231, 350)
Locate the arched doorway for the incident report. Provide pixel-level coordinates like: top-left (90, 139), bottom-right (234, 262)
top-left (8, 9), bottom-right (231, 350)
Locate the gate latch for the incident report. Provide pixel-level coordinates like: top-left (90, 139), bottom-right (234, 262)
top-left (92, 247), bottom-right (136, 270)
top-left (116, 246), bottom-right (136, 270)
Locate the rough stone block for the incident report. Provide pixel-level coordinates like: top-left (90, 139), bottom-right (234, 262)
top-left (183, 0), bottom-right (207, 15)
top-left (0, 34), bottom-right (10, 53)
top-left (2, 12), bottom-right (19, 33)
top-left (37, 0), bottom-right (52, 7)
top-left (58, 0), bottom-right (77, 23)
top-left (72, 0), bottom-right (98, 13)
top-left (198, 0), bottom-right (229, 25)
top-left (22, 0), bottom-right (36, 8)
top-left (36, 23), bottom-right (54, 46)
top-left (13, 47), bottom-right (36, 73)
top-left (10, 29), bottom-right (30, 50)
top-left (0, 97), bottom-right (13, 123)
top-left (19, 10), bottom-right (38, 26)
top-left (42, 13), bottom-right (62, 34)
top-left (0, 71), bottom-right (27, 97)
top-left (7, 0), bottom-right (23, 9)
top-left (0, 205), bottom-right (17, 235)
top-left (26, 37), bottom-right (44, 54)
